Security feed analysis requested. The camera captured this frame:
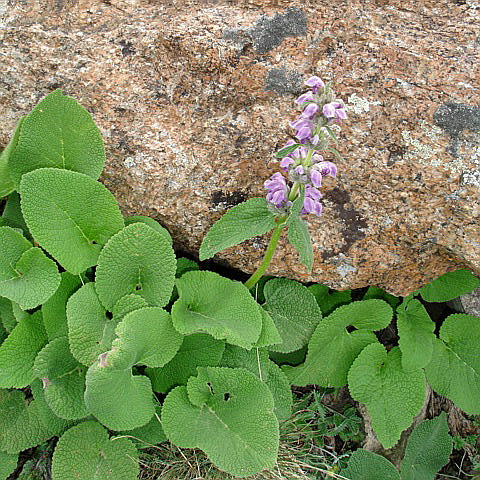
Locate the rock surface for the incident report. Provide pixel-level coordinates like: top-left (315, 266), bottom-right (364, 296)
top-left (1, 0), bottom-right (479, 295)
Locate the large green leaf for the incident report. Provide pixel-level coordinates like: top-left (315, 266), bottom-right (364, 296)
top-left (0, 116), bottom-right (25, 197)
top-left (199, 197), bottom-right (277, 260)
top-left (397, 299), bottom-right (435, 371)
top-left (8, 90), bottom-right (105, 187)
top-left (253, 308), bottom-right (281, 348)
top-left (425, 314), bottom-right (480, 414)
top-left (287, 215), bottom-right (313, 271)
top-left (220, 345), bottom-right (292, 422)
top-left (95, 222), bottom-right (176, 310)
top-left (0, 311), bottom-right (47, 388)
top-left (262, 278), bottom-right (322, 353)
top-left (348, 344), bottom-right (426, 448)
top-left (1, 192), bottom-right (29, 237)
top-left (146, 333), bottom-right (225, 394)
top-left (124, 215), bottom-right (172, 245)
top-left (341, 449), bottom-right (400, 480)
top-left (418, 269), bottom-right (480, 303)
top-left (0, 451), bottom-right (18, 479)
top-left (67, 283), bottom-right (117, 366)
top-left (308, 284), bottom-right (352, 316)
top-left (52, 421), bottom-right (138, 480)
top-left (162, 367), bottom-right (279, 478)
top-left (85, 307), bottom-right (182, 430)
top-left (400, 413), bottom-right (453, 480)
top-left (0, 381), bottom-right (70, 454)
top-left (0, 297), bottom-right (16, 333)
top-left (42, 272), bottom-right (82, 341)
top-left (33, 337), bottom-right (88, 420)
top-left (284, 300), bottom-right (391, 387)
top-left (172, 271), bottom-right (262, 349)
top-left (20, 168), bottom-right (124, 274)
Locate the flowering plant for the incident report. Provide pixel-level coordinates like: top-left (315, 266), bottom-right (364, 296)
top-left (200, 76), bottom-right (347, 288)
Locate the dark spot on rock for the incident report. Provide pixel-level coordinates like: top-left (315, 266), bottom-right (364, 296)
top-left (235, 135), bottom-right (249, 149)
top-left (414, 172), bottom-right (423, 182)
top-left (223, 7), bottom-right (307, 54)
top-left (386, 144), bottom-right (407, 166)
top-left (452, 0), bottom-right (467, 4)
top-left (321, 187), bottom-right (368, 260)
top-left (264, 66), bottom-right (303, 95)
top-left (433, 102), bottom-right (480, 156)
top-left (47, 81), bottom-right (63, 90)
top-left (211, 190), bottom-right (247, 209)
top-left (119, 40), bottom-right (136, 57)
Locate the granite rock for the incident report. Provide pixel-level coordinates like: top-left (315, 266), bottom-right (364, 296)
top-left (1, 0), bottom-right (479, 296)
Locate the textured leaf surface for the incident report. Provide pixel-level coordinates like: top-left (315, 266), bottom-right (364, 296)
top-left (124, 215), bottom-right (172, 245)
top-left (42, 272), bottom-right (82, 341)
top-left (1, 192), bottom-right (29, 237)
top-left (146, 333), bottom-right (225, 393)
top-left (263, 278), bottom-right (322, 353)
top-left (0, 116), bottom-right (24, 197)
top-left (362, 286), bottom-right (400, 308)
top-left (283, 300), bottom-right (391, 387)
top-left (20, 168), bottom-right (124, 274)
top-left (33, 337), bottom-right (88, 420)
top-left (0, 451), bottom-right (18, 479)
top-left (425, 314), bottom-right (480, 414)
top-left (199, 197), bottom-right (276, 260)
top-left (9, 89), bottom-right (105, 187)
top-left (253, 308), bottom-right (282, 348)
top-left (95, 223), bottom-right (176, 310)
top-left (0, 297), bottom-right (16, 333)
top-left (220, 345), bottom-right (292, 422)
top-left (162, 367), bottom-right (279, 478)
top-left (419, 269), bottom-right (480, 303)
top-left (342, 449), bottom-right (400, 480)
top-left (116, 406), bottom-right (166, 448)
top-left (52, 421), bottom-right (138, 480)
top-left (0, 311), bottom-right (47, 388)
top-left (397, 299), bottom-right (435, 371)
top-left (308, 284), bottom-right (352, 316)
top-left (400, 413), bottom-right (452, 480)
top-left (287, 215), bottom-right (313, 271)
top-left (0, 381), bottom-right (69, 454)
top-left (348, 345), bottom-right (426, 448)
top-left (112, 294), bottom-right (149, 322)
top-left (67, 283), bottom-right (117, 366)
top-left (172, 271), bottom-right (262, 349)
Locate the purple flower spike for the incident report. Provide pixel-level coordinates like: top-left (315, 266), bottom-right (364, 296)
top-left (265, 172), bottom-right (290, 208)
top-left (296, 92), bottom-right (314, 105)
top-left (294, 165), bottom-right (305, 175)
top-left (296, 126), bottom-right (312, 141)
top-left (305, 76), bottom-right (325, 93)
top-left (301, 185), bottom-right (323, 216)
top-left (315, 161), bottom-right (338, 178)
top-left (305, 184), bottom-right (322, 201)
top-left (280, 156), bottom-right (295, 170)
top-left (310, 169), bottom-right (322, 187)
top-left (323, 102), bottom-right (347, 123)
top-left (301, 103), bottom-right (320, 119)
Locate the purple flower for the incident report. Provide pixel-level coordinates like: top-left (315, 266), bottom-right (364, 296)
top-left (301, 185), bottom-right (323, 216)
top-left (279, 156), bottom-right (295, 170)
top-left (305, 76), bottom-right (325, 93)
top-left (265, 173), bottom-right (290, 208)
top-left (296, 92), bottom-right (314, 105)
top-left (296, 125), bottom-right (312, 141)
top-left (301, 103), bottom-right (320, 119)
top-left (323, 102), bottom-right (347, 123)
top-left (294, 165), bottom-right (304, 175)
top-left (290, 117), bottom-right (312, 130)
top-left (310, 169), bottom-right (322, 187)
top-left (314, 161), bottom-right (337, 178)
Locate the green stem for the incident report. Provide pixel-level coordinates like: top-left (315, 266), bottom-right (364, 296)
top-left (244, 221), bottom-right (285, 289)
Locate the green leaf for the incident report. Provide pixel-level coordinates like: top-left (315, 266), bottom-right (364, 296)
top-left (253, 308), bottom-right (282, 348)
top-left (283, 300), bottom-right (391, 387)
top-left (0, 380), bottom-right (70, 454)
top-left (362, 286), bottom-right (400, 308)
top-left (400, 413), bottom-right (453, 480)
top-left (0, 451), bottom-right (18, 479)
top-left (172, 271), bottom-right (262, 349)
top-left (220, 345), bottom-right (292, 422)
top-left (308, 284), bottom-right (352, 316)
top-left (85, 307), bottom-right (182, 430)
top-left (341, 449), bottom-right (400, 480)
top-left (146, 334), bottom-right (225, 394)
top-left (8, 90), bottom-right (105, 188)
top-left (52, 421), bottom-right (139, 480)
top-left (161, 367), bottom-right (279, 478)
top-left (418, 269), bottom-right (480, 303)
top-left (115, 405), bottom-right (166, 448)
top-left (269, 346), bottom-right (307, 367)
top-left (20, 168), bottom-right (124, 274)
top-left (67, 283), bottom-right (117, 366)
top-left (274, 143), bottom-right (302, 158)
top-left (199, 197), bottom-right (277, 261)
top-left (324, 125), bottom-right (338, 144)
top-left (124, 215), bottom-right (172, 245)
top-left (0, 298), bottom-right (16, 333)
top-left (112, 294), bottom-right (149, 322)
top-left (425, 314), bottom-right (480, 414)
top-left (33, 337), bottom-right (88, 420)
top-left (348, 344), bottom-right (426, 448)
top-left (42, 272), bottom-right (82, 341)
top-left (95, 223), bottom-right (176, 310)
top-left (2, 191), bottom-right (30, 237)
top-left (0, 116), bottom-right (25, 198)
top-left (286, 185), bottom-right (305, 225)
top-left (0, 311), bottom-right (47, 388)
top-left (262, 278), bottom-right (322, 353)
top-left (287, 215), bottom-right (313, 271)
top-left (397, 299), bottom-right (435, 371)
